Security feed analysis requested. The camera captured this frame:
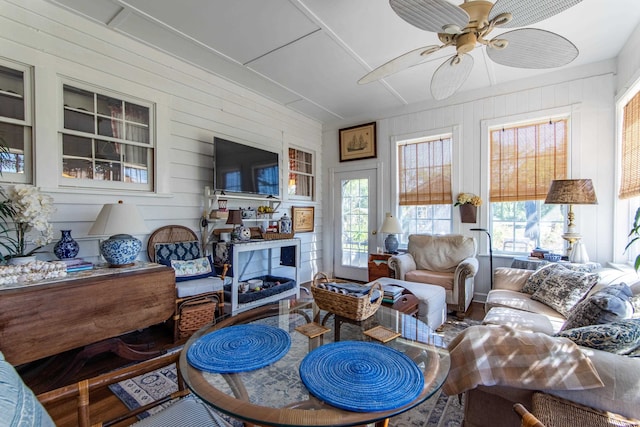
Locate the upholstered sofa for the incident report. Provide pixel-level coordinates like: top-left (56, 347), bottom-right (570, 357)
top-left (458, 265), bottom-right (640, 427)
top-left (389, 234), bottom-right (478, 317)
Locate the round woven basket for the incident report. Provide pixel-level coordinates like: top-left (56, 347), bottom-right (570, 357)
top-left (311, 272), bottom-right (382, 321)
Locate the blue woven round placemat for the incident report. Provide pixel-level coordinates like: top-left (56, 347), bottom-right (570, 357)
top-left (187, 324), bottom-right (291, 373)
top-left (299, 341), bottom-right (424, 412)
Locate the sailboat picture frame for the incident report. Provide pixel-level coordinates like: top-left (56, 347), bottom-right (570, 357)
top-left (339, 122), bottom-right (377, 162)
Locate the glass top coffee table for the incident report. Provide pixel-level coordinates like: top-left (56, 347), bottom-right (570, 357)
top-left (179, 298), bottom-right (450, 427)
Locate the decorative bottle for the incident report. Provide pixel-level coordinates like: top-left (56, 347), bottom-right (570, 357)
top-left (53, 230), bottom-right (80, 259)
top-left (279, 213), bottom-right (292, 234)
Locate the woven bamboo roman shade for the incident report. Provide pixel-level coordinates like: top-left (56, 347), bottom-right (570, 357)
top-left (620, 90), bottom-right (640, 199)
top-left (490, 119), bottom-right (568, 202)
top-left (398, 137), bottom-right (452, 206)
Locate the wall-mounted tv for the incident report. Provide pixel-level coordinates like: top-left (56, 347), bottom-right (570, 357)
top-left (214, 137), bottom-right (280, 197)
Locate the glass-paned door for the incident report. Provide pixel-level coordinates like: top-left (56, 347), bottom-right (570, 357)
top-left (333, 169), bottom-right (377, 281)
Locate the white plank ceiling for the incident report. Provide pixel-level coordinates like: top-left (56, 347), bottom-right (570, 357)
top-left (44, 0), bottom-right (640, 124)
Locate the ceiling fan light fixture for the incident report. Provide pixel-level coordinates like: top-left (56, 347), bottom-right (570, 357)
top-left (442, 24), bottom-right (461, 34)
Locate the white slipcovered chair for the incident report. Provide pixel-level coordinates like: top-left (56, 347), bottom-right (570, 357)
top-left (389, 234), bottom-right (478, 317)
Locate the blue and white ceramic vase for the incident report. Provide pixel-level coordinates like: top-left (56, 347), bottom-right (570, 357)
top-left (53, 229), bottom-right (80, 259)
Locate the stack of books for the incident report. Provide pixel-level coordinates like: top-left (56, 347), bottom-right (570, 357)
top-left (382, 284), bottom-right (404, 304)
top-left (58, 258), bottom-right (94, 272)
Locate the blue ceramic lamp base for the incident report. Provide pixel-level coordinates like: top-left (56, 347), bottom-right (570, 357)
top-left (384, 234), bottom-right (399, 254)
top-left (100, 234), bottom-right (142, 267)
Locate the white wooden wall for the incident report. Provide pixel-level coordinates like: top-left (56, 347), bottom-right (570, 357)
top-left (323, 63), bottom-right (622, 301)
top-left (0, 0), bottom-right (323, 283)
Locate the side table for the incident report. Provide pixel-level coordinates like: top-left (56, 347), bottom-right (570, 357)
top-left (382, 289), bottom-right (419, 318)
top-left (368, 253), bottom-right (394, 281)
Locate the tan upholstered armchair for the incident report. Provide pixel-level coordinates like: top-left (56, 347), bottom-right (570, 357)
top-left (388, 234), bottom-right (478, 317)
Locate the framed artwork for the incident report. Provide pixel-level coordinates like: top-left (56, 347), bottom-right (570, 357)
top-left (339, 122), bottom-right (377, 162)
top-left (292, 206), bottom-right (315, 233)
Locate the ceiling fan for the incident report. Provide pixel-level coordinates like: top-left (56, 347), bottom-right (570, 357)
top-left (359, 0), bottom-right (583, 100)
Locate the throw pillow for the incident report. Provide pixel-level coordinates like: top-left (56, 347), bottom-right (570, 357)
top-left (154, 241), bottom-right (201, 262)
top-left (561, 283), bottom-right (634, 331)
top-left (530, 269), bottom-right (599, 317)
top-left (522, 263), bottom-right (570, 294)
top-left (0, 351), bottom-right (55, 427)
top-left (160, 255), bottom-right (217, 282)
top-left (555, 319), bottom-right (640, 355)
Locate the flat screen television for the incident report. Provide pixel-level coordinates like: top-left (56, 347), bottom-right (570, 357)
top-left (214, 137), bottom-right (280, 197)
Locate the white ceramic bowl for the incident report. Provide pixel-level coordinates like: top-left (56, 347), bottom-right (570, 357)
top-left (248, 279), bottom-right (263, 290)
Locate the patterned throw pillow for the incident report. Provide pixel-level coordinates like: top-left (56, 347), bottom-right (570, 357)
top-left (0, 351), bottom-right (55, 426)
top-left (160, 255), bottom-right (216, 282)
top-left (154, 241), bottom-right (201, 262)
top-left (561, 283), bottom-right (634, 330)
top-left (530, 269), bottom-right (599, 317)
top-left (522, 263), bottom-right (570, 294)
top-left (556, 319), bottom-right (640, 355)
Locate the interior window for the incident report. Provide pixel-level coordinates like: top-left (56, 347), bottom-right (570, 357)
top-left (288, 147), bottom-right (314, 199)
top-left (397, 135), bottom-right (453, 247)
top-left (61, 83), bottom-right (154, 191)
top-left (0, 61), bottom-right (32, 183)
top-left (489, 119), bottom-right (568, 254)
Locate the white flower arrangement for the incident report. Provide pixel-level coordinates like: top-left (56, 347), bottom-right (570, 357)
top-left (1, 185), bottom-right (55, 260)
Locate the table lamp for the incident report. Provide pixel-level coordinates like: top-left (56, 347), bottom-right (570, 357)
top-left (88, 201), bottom-right (148, 267)
top-left (544, 179), bottom-right (598, 257)
top-left (226, 209), bottom-right (250, 241)
top-left (380, 212), bottom-right (403, 254)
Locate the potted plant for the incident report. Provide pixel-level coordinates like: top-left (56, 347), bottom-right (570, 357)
top-left (0, 184), bottom-right (55, 264)
top-left (454, 193), bottom-right (482, 223)
top-left (625, 206), bottom-right (640, 272)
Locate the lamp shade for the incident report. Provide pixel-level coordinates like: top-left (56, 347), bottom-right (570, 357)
top-left (380, 213), bottom-right (403, 234)
top-left (226, 209), bottom-right (243, 225)
top-left (88, 201), bottom-right (148, 267)
top-left (88, 201), bottom-right (148, 236)
top-left (544, 179), bottom-right (598, 205)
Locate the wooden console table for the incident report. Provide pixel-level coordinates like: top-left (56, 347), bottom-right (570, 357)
top-left (0, 262), bottom-right (175, 369)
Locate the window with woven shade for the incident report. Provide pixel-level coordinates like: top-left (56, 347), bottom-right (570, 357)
top-left (397, 136), bottom-right (453, 242)
top-left (489, 119), bottom-right (568, 254)
top-left (619, 90), bottom-right (640, 200)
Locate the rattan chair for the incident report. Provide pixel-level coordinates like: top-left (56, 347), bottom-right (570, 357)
top-left (37, 352), bottom-right (233, 427)
top-left (514, 403), bottom-right (546, 427)
top-left (147, 225), bottom-right (227, 342)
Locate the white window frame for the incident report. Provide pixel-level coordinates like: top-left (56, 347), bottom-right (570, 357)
top-left (614, 77), bottom-right (640, 265)
top-left (391, 126), bottom-right (460, 248)
top-left (0, 58), bottom-right (33, 184)
top-left (287, 146), bottom-right (315, 201)
top-left (58, 78), bottom-right (155, 192)
top-left (480, 106), bottom-right (575, 256)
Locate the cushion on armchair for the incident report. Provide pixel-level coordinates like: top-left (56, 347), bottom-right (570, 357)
top-left (155, 241), bottom-right (201, 262)
top-left (408, 234), bottom-right (476, 272)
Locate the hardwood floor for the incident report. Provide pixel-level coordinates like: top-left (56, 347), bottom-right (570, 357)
top-left (29, 298), bottom-right (486, 426)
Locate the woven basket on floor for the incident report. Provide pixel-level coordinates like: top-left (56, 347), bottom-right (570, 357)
top-left (177, 297), bottom-right (217, 339)
top-left (532, 392), bottom-right (640, 427)
top-left (311, 272), bottom-right (382, 321)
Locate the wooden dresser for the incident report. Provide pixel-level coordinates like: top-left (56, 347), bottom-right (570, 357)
top-left (0, 262), bottom-right (175, 367)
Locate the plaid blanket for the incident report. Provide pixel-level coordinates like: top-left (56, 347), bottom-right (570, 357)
top-left (442, 325), bottom-right (604, 396)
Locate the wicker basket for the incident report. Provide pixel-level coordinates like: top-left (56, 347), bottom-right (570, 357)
top-left (177, 297), bottom-right (217, 339)
top-left (262, 232), bottom-right (295, 240)
top-left (311, 272), bottom-right (382, 321)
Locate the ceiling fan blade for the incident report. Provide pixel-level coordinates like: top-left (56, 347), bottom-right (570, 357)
top-left (358, 45), bottom-right (443, 84)
top-left (431, 54), bottom-right (474, 101)
top-left (487, 28), bottom-right (578, 69)
top-left (489, 0), bottom-right (583, 28)
top-left (389, 0), bottom-right (469, 33)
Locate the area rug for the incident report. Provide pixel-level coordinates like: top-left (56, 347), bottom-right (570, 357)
top-left (110, 315), bottom-right (479, 427)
